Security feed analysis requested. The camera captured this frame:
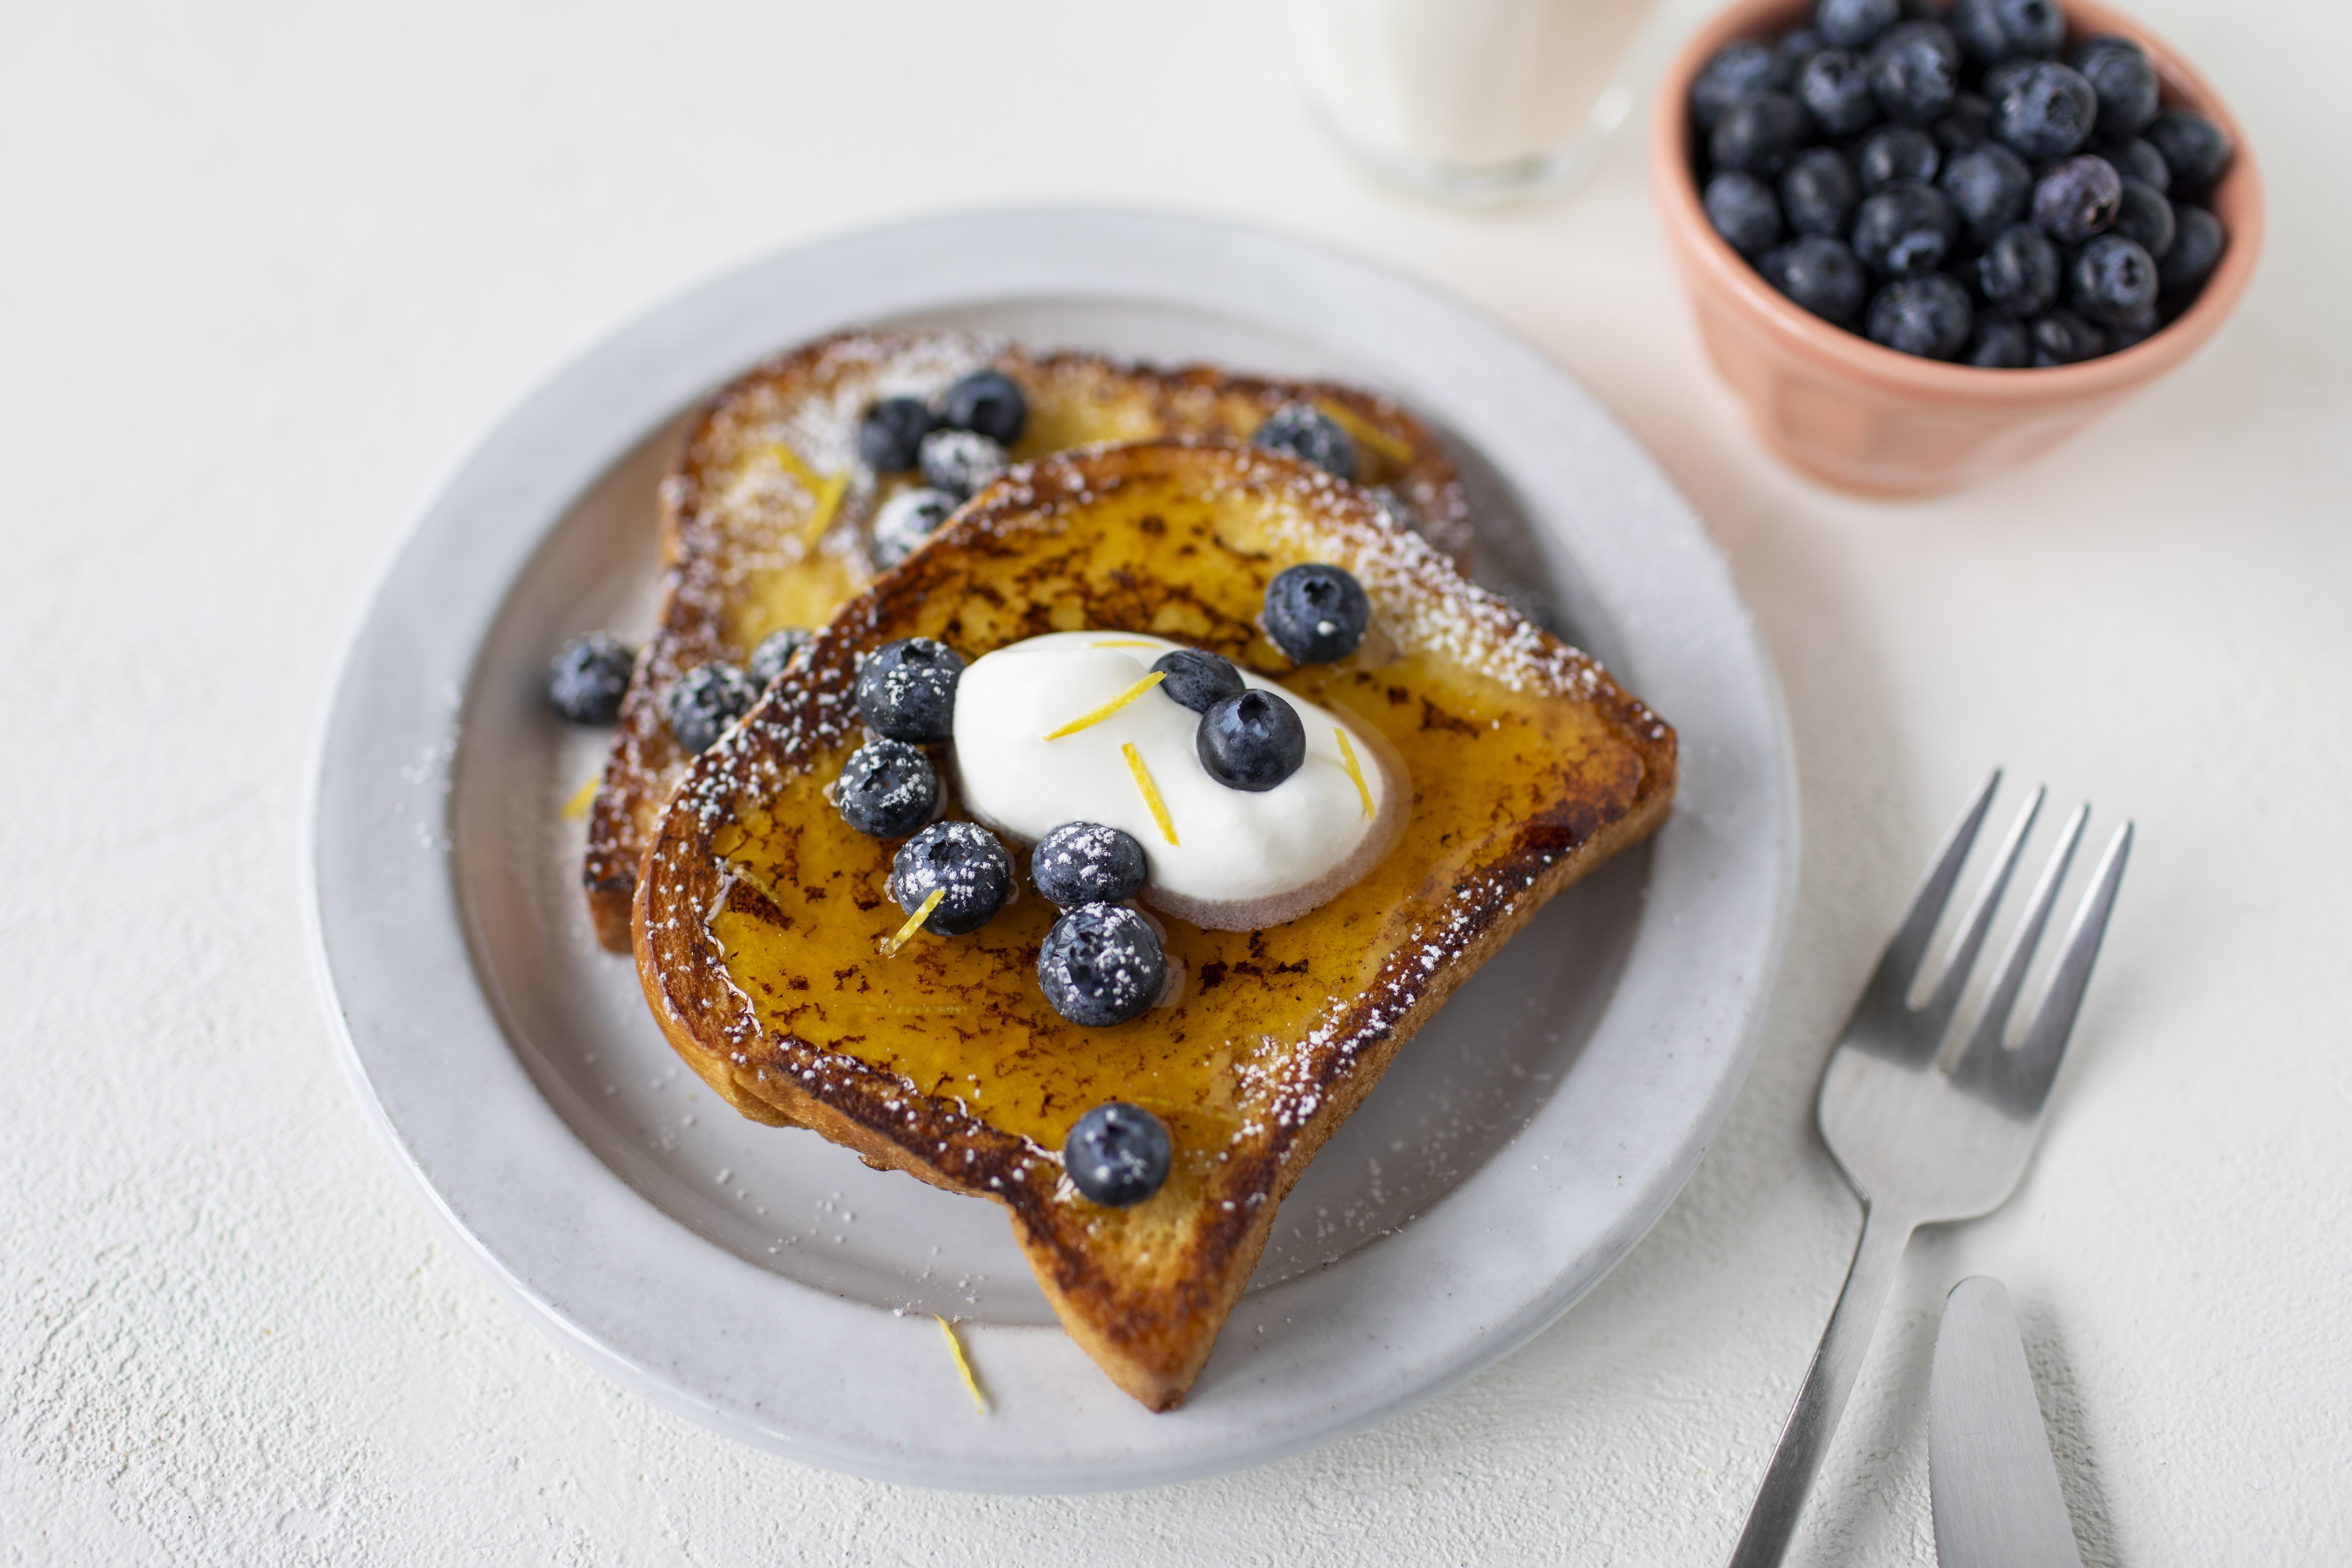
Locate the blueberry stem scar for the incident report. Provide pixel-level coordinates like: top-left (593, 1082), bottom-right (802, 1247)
top-left (1335, 727), bottom-right (1373, 820)
top-left (1043, 671), bottom-right (1167, 740)
top-left (1313, 399), bottom-right (1414, 466)
top-left (934, 1315), bottom-right (987, 1415)
top-left (881, 888), bottom-right (945, 956)
top-left (562, 773), bottom-right (599, 821)
top-left (1123, 742), bottom-right (1179, 846)
top-left (764, 441), bottom-right (847, 542)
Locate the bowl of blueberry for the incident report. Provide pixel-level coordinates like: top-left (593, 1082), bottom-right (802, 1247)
top-left (1651, 0), bottom-right (2261, 494)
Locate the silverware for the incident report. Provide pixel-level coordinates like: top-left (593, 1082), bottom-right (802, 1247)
top-left (1931, 1276), bottom-right (2086, 1568)
top-left (1726, 771), bottom-right (2131, 1568)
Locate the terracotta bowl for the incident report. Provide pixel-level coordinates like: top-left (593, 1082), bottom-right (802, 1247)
top-left (1651, 0), bottom-right (2263, 496)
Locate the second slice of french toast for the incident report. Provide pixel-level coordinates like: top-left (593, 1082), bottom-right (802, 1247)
top-left (585, 330), bottom-right (1471, 950)
top-left (633, 441), bottom-right (1675, 1410)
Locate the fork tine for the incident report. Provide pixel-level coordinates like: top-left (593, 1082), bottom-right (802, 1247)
top-left (1915, 785), bottom-right (2045, 1036)
top-left (1855, 770), bottom-right (2002, 1032)
top-left (1953, 817), bottom-right (2131, 1116)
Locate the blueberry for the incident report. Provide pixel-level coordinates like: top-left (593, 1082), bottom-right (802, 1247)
top-left (1759, 235), bottom-right (1870, 324)
top-left (855, 637), bottom-right (964, 744)
top-left (2106, 308), bottom-right (2163, 352)
top-left (836, 738), bottom-right (940, 838)
top-left (888, 821), bottom-right (1013, 936)
top-left (1994, 61), bottom-right (2096, 159)
top-left (1967, 312), bottom-right (2032, 367)
top-left (1709, 92), bottom-right (1811, 178)
top-left (1933, 91), bottom-right (1995, 152)
top-left (1867, 273), bottom-right (1973, 358)
top-left (2098, 135), bottom-right (2171, 192)
top-left (1869, 21), bottom-right (1960, 126)
top-left (2070, 36), bottom-right (2159, 139)
top-left (1039, 908), bottom-right (1167, 1030)
top-left (1197, 689), bottom-right (1307, 792)
top-left (1251, 402), bottom-right (1357, 481)
top-left (2029, 309), bottom-right (2107, 365)
top-left (2070, 234), bottom-right (2159, 325)
top-left (1704, 170), bottom-right (1785, 256)
top-left (1815, 0), bottom-right (1899, 50)
top-left (1150, 648), bottom-right (1247, 713)
top-left (1852, 180), bottom-right (1958, 276)
top-left (1777, 29), bottom-right (1825, 79)
top-left (1262, 562), bottom-right (1371, 664)
top-left (1940, 142), bottom-right (2032, 242)
top-left (917, 429), bottom-right (1008, 501)
top-left (2158, 205), bottom-right (2226, 297)
top-left (2145, 108), bottom-right (2232, 192)
top-left (668, 663), bottom-right (756, 754)
top-left (1062, 1100), bottom-right (1172, 1204)
top-left (1856, 123), bottom-right (1940, 189)
top-left (1952, 0), bottom-right (2063, 63)
top-left (871, 487), bottom-right (956, 569)
top-left (936, 370), bottom-right (1027, 447)
top-left (748, 628), bottom-right (812, 688)
top-left (2031, 154), bottom-right (2121, 245)
top-left (1691, 40), bottom-right (1785, 128)
top-left (857, 397), bottom-right (934, 474)
top-left (548, 633), bottom-right (633, 725)
top-left (1797, 49), bottom-right (1880, 136)
top-left (2112, 180), bottom-right (2175, 261)
top-left (1780, 147), bottom-right (1861, 237)
top-left (1975, 223), bottom-right (2062, 316)
top-left (1030, 822), bottom-right (1149, 907)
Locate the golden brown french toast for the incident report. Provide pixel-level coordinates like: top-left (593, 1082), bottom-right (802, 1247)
top-left (632, 441), bottom-right (1675, 1410)
top-left (584, 330), bottom-right (1470, 950)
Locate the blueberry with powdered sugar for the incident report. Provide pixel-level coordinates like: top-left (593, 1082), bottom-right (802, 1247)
top-left (548, 633), bottom-right (633, 725)
top-left (1031, 823), bottom-right (1149, 907)
top-left (1038, 905), bottom-right (1166, 1028)
top-left (888, 821), bottom-right (1013, 935)
top-left (668, 662), bottom-right (756, 753)
top-left (1063, 1101), bottom-right (1172, 1206)
top-left (1251, 402), bottom-right (1356, 481)
top-left (836, 738), bottom-right (940, 838)
top-left (748, 627), bottom-right (812, 689)
top-left (918, 428), bottom-right (1008, 501)
top-left (1262, 562), bottom-right (1370, 665)
top-left (855, 637), bottom-right (964, 744)
top-left (871, 487), bottom-right (956, 569)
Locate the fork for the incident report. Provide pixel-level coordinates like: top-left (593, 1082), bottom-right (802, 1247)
top-left (1726, 771), bottom-right (2133, 1568)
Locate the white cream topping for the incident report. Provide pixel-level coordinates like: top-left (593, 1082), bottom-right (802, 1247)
top-left (950, 633), bottom-right (1389, 915)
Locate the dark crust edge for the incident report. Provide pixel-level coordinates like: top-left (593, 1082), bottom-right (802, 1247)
top-left (631, 441), bottom-right (1676, 1409)
top-left (584, 330), bottom-right (1472, 952)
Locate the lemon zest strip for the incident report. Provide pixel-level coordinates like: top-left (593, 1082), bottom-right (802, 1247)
top-left (1335, 727), bottom-right (1375, 820)
top-left (763, 443), bottom-right (847, 542)
top-left (935, 1316), bottom-right (988, 1415)
top-left (1313, 400), bottom-right (1418, 469)
top-left (1043, 671), bottom-right (1167, 740)
top-left (880, 888), bottom-right (944, 957)
top-left (1088, 639), bottom-right (1160, 648)
top-left (1124, 742), bottom-right (1179, 846)
top-left (561, 774), bottom-right (600, 821)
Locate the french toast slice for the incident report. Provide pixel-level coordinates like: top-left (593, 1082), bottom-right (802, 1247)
top-left (633, 441), bottom-right (1675, 1410)
top-left (584, 329), bottom-right (1471, 950)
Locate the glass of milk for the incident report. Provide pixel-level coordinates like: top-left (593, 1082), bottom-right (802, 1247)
top-left (1281, 0), bottom-right (1663, 200)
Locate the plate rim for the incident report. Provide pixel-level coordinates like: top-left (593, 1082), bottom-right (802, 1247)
top-left (304, 205), bottom-right (1798, 1492)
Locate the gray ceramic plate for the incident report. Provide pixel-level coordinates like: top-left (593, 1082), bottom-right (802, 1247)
top-left (306, 208), bottom-right (1795, 1492)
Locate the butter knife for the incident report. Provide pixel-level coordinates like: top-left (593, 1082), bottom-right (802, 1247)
top-left (1929, 1277), bottom-right (2085, 1568)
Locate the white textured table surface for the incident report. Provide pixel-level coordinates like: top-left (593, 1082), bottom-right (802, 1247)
top-left (5, 1), bottom-right (2347, 1563)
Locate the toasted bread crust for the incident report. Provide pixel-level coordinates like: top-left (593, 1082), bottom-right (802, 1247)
top-left (633, 442), bottom-right (1674, 1409)
top-left (586, 330), bottom-right (1471, 950)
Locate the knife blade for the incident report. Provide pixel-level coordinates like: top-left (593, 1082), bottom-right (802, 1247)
top-left (1929, 1276), bottom-right (2085, 1568)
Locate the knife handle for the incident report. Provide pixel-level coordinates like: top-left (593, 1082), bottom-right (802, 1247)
top-left (1726, 1199), bottom-right (1917, 1568)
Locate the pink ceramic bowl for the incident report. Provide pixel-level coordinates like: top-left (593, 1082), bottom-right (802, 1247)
top-left (1651, 0), bottom-right (2263, 495)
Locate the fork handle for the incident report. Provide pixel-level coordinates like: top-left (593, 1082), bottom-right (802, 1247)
top-left (1726, 1200), bottom-right (1918, 1568)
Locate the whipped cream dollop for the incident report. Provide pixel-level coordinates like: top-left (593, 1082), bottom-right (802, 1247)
top-left (950, 633), bottom-right (1402, 930)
